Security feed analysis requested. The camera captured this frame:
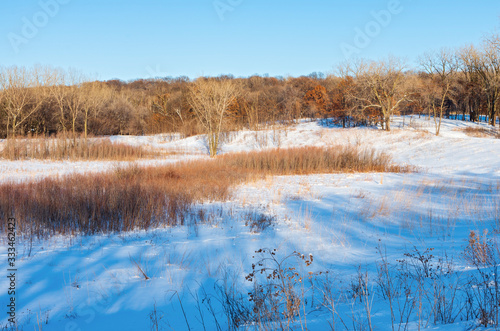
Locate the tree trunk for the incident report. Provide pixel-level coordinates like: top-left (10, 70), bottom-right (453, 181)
top-left (385, 115), bottom-right (391, 131)
top-left (6, 116), bottom-right (10, 139)
top-left (84, 111), bottom-right (89, 140)
top-left (60, 107), bottom-right (66, 132)
top-left (489, 98), bottom-right (496, 126)
top-left (72, 117), bottom-right (77, 143)
top-left (11, 116), bottom-right (17, 137)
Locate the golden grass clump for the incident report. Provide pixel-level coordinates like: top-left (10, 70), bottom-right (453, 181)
top-left (0, 145), bottom-right (411, 238)
top-left (217, 146), bottom-right (405, 175)
top-left (461, 127), bottom-right (499, 138)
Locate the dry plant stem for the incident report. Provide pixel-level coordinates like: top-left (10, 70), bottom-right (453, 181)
top-left (376, 244), bottom-right (396, 331)
top-left (358, 269), bottom-right (374, 331)
top-left (130, 254), bottom-right (150, 280)
top-left (175, 291), bottom-right (191, 331)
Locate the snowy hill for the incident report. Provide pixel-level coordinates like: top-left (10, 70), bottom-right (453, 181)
top-left (1, 116), bottom-right (500, 330)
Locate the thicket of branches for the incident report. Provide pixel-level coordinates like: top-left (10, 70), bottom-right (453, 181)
top-left (0, 32), bottom-right (498, 139)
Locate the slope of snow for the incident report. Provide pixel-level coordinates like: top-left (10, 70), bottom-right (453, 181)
top-left (1, 116), bottom-right (499, 330)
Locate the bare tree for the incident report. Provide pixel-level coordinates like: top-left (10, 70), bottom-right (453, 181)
top-left (243, 91), bottom-right (261, 130)
top-left (486, 32), bottom-right (500, 54)
top-left (419, 48), bottom-right (458, 135)
top-left (459, 40), bottom-right (500, 126)
top-left (188, 78), bottom-right (239, 157)
top-left (340, 57), bottom-right (412, 131)
top-left (0, 66), bottom-right (47, 137)
top-left (48, 68), bottom-right (70, 132)
top-left (482, 35), bottom-right (500, 126)
top-left (64, 70), bottom-right (87, 137)
top-left (150, 85), bottom-right (185, 130)
top-left (82, 81), bottom-right (109, 139)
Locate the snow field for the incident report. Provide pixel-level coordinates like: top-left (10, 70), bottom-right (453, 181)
top-left (1, 116), bottom-right (500, 330)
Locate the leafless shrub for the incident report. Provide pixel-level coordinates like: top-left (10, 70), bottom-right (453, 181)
top-left (348, 267), bottom-right (374, 331)
top-left (244, 211), bottom-right (275, 233)
top-left (213, 275), bottom-right (252, 330)
top-left (399, 247), bottom-right (436, 280)
top-left (317, 272), bottom-right (349, 331)
top-left (375, 244), bottom-right (465, 330)
top-left (376, 245), bottom-right (399, 331)
top-left (463, 230), bottom-right (500, 328)
top-left (149, 302), bottom-right (166, 331)
top-left (245, 248), bottom-right (315, 330)
top-left (154, 244), bottom-right (498, 330)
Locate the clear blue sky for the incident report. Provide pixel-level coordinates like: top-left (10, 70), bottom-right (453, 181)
top-left (1, 0), bottom-right (498, 81)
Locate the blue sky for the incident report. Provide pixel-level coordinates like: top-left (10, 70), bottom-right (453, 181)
top-left (1, 0), bottom-right (499, 81)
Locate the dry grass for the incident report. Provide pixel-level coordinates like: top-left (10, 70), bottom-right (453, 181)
top-left (461, 127), bottom-right (499, 138)
top-left (218, 146), bottom-right (412, 175)
top-left (0, 161), bottom-right (246, 237)
top-left (0, 145), bottom-right (412, 238)
top-left (464, 230), bottom-right (493, 266)
top-left (0, 135), bottom-right (160, 161)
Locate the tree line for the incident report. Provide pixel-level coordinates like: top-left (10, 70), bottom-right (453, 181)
top-left (0, 31), bottom-right (498, 140)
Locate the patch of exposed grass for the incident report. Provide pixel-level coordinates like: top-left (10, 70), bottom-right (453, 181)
top-left (219, 146), bottom-right (412, 174)
top-left (0, 145), bottom-right (412, 238)
top-left (461, 127), bottom-right (499, 138)
top-left (0, 135), bottom-right (160, 161)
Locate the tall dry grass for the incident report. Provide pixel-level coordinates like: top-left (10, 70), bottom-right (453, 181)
top-left (0, 146), bottom-right (410, 238)
top-left (461, 127), bottom-right (499, 138)
top-left (0, 135), bottom-right (159, 161)
top-left (218, 146), bottom-right (410, 174)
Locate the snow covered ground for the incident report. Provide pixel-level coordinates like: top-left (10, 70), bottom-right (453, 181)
top-left (1, 116), bottom-right (500, 330)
